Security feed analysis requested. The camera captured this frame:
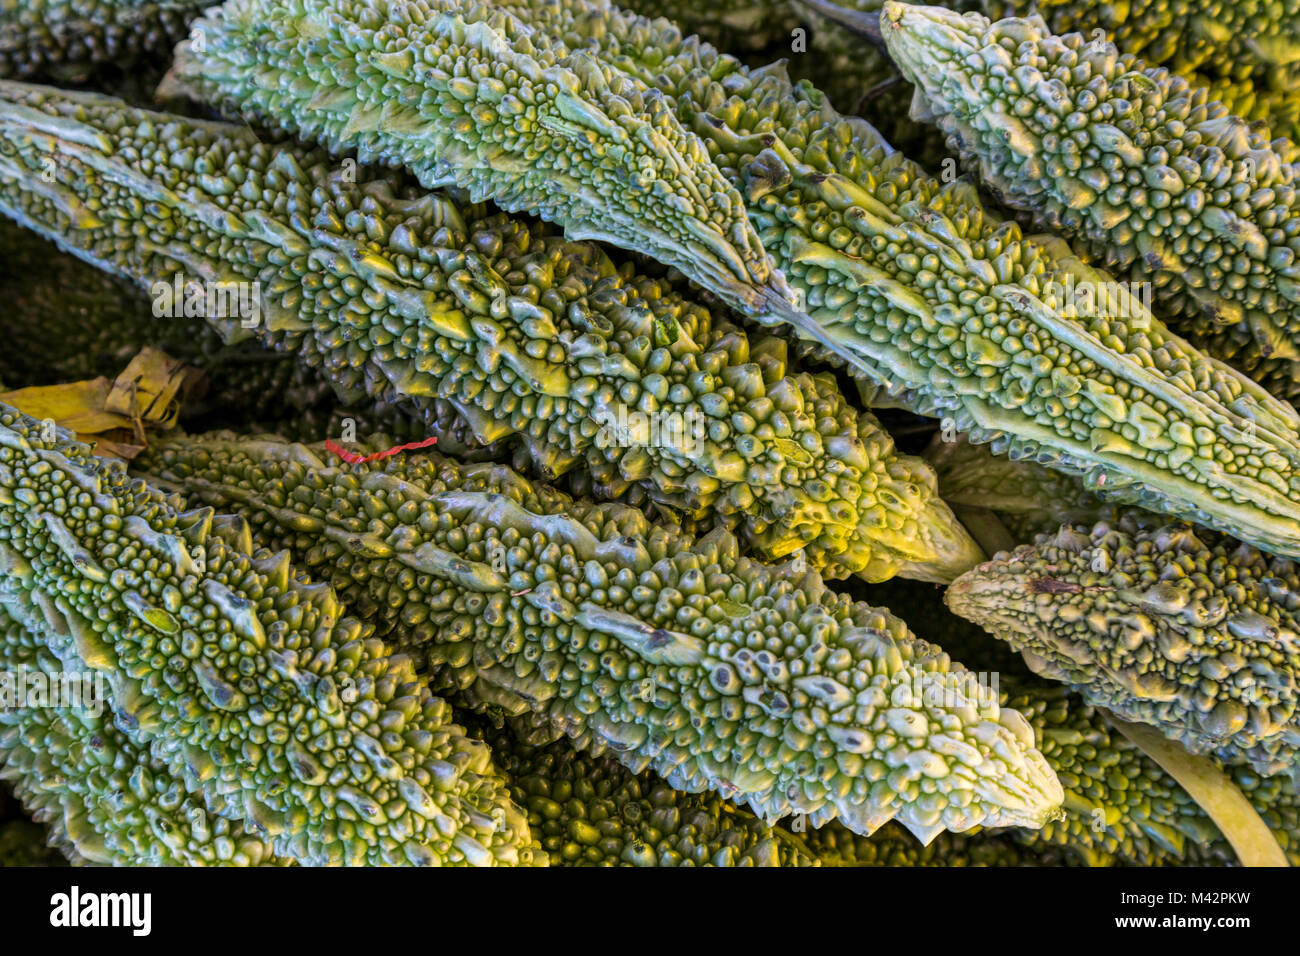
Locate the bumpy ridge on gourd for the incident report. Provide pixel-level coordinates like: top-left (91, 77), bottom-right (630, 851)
top-left (949, 514), bottom-right (1300, 781)
top-left (163, 0), bottom-right (801, 327)
top-left (882, 2), bottom-right (1300, 404)
top-left (803, 815), bottom-right (1066, 865)
top-left (0, 403), bottom-right (539, 866)
top-left (139, 430), bottom-right (1065, 842)
top-left (455, 0), bottom-right (1300, 565)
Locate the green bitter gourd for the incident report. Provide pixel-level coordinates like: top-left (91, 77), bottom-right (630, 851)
top-left (0, 402), bottom-right (538, 866)
top-left (881, 2), bottom-right (1300, 405)
top-left (839, 584), bottom-right (1300, 865)
top-left (0, 80), bottom-right (981, 583)
top-left (139, 430), bottom-right (1066, 842)
top-left (948, 514), bottom-right (1300, 782)
top-left (162, 0), bottom-right (804, 329)
top-left (446, 0), bottom-right (1300, 565)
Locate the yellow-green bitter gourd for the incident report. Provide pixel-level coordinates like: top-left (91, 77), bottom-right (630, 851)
top-left (139, 430), bottom-right (1066, 842)
top-left (881, 2), bottom-right (1300, 405)
top-left (843, 590), bottom-right (1300, 865)
top-left (161, 0), bottom-right (804, 330)
top-left (431, 0), bottom-right (1300, 564)
top-left (0, 80), bottom-right (980, 583)
top-left (0, 403), bottom-right (539, 866)
top-left (949, 514), bottom-right (1300, 781)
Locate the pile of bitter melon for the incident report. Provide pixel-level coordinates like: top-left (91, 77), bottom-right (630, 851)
top-left (0, 0), bottom-right (1296, 867)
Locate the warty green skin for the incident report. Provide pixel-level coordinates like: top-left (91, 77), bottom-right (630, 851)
top-left (948, 517), bottom-right (1300, 781)
top-left (856, 580), bottom-right (1298, 865)
top-left (0, 82), bottom-right (981, 584)
top-left (472, 718), bottom-right (822, 865)
top-left (983, 0), bottom-right (1300, 78)
top-left (882, 3), bottom-right (1300, 402)
top-left (0, 602), bottom-right (287, 866)
top-left (476, 0), bottom-right (1300, 567)
top-left (0, 84), bottom-right (496, 445)
top-left (981, 0), bottom-right (1300, 142)
top-left (625, 0), bottom-right (956, 169)
top-left (0, 405), bottom-right (539, 866)
top-left (162, 0), bottom-right (802, 329)
top-left (140, 431), bottom-right (1065, 842)
top-left (0, 0), bottom-right (206, 83)
top-left (1006, 680), bottom-right (1300, 866)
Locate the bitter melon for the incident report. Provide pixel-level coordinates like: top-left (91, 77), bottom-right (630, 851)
top-left (162, 0), bottom-right (802, 329)
top-left (0, 80), bottom-right (980, 583)
top-left (881, 2), bottom-right (1300, 405)
top-left (0, 221), bottom-right (475, 449)
top-left (485, 708), bottom-right (1053, 865)
top-left (0, 601), bottom-right (286, 866)
top-left (0, 403), bottom-right (537, 866)
top-left (459, 0), bottom-right (1300, 565)
top-left (948, 514), bottom-right (1300, 781)
top-left (981, 0), bottom-right (1300, 142)
top-left (139, 430), bottom-right (1065, 842)
top-left (789, 0), bottom-right (1300, 144)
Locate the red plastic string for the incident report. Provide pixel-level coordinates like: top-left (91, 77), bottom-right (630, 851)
top-left (325, 435), bottom-right (438, 465)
